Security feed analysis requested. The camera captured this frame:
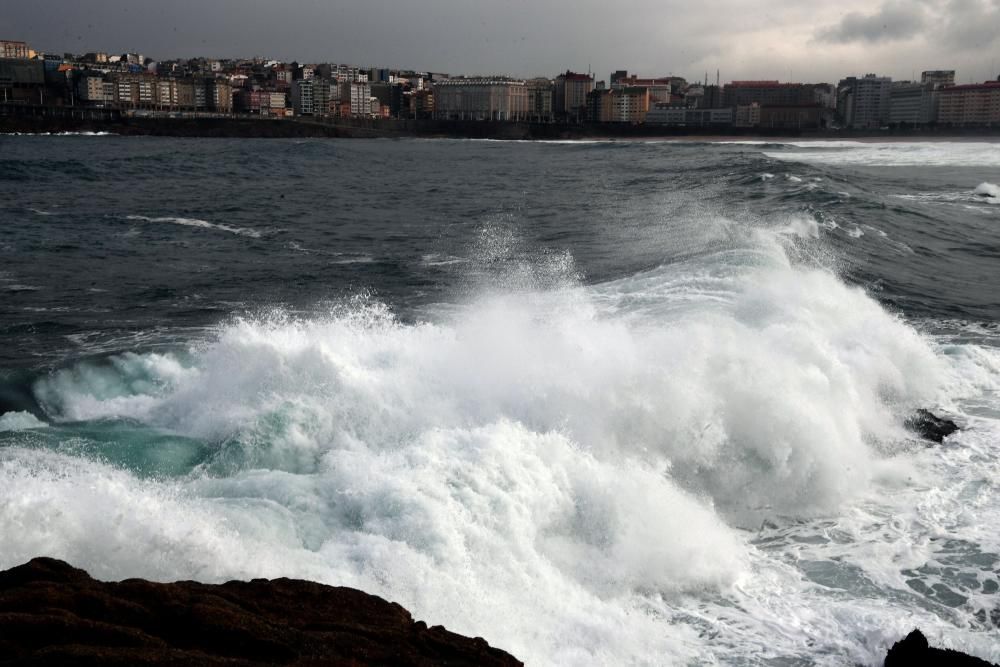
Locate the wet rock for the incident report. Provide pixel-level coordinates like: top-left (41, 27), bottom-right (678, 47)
top-left (906, 409), bottom-right (959, 443)
top-left (884, 629), bottom-right (997, 666)
top-left (0, 557), bottom-right (522, 666)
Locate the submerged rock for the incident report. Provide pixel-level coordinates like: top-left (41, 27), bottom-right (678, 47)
top-left (884, 629), bottom-right (997, 666)
top-left (906, 409), bottom-right (960, 443)
top-left (0, 557), bottom-right (522, 666)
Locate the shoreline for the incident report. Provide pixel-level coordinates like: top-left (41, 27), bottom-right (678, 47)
top-left (2, 558), bottom-right (996, 665)
top-left (3, 112), bottom-right (1000, 141)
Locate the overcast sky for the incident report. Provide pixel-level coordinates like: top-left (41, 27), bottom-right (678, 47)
top-left (3, 0), bottom-right (998, 84)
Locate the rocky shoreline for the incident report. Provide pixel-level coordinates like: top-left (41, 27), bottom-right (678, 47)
top-left (884, 629), bottom-right (998, 666)
top-left (0, 558), bottom-right (521, 666)
top-left (1, 558), bottom-right (996, 665)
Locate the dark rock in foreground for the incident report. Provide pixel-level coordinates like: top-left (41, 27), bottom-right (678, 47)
top-left (0, 557), bottom-right (522, 666)
top-left (906, 409), bottom-right (960, 443)
top-left (885, 629), bottom-right (996, 666)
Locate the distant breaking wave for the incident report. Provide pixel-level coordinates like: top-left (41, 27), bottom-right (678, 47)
top-left (765, 141), bottom-right (1000, 167)
top-left (974, 182), bottom-right (1000, 204)
top-left (125, 215), bottom-right (262, 238)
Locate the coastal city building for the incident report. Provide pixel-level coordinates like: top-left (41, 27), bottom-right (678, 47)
top-left (645, 105), bottom-right (733, 126)
top-left (838, 74), bottom-right (892, 128)
top-left (115, 73), bottom-right (157, 108)
top-left (78, 74), bottom-right (110, 105)
top-left (553, 71), bottom-right (594, 121)
top-left (696, 84), bottom-right (723, 109)
top-left (3, 34), bottom-right (998, 131)
top-left (889, 82), bottom-right (938, 126)
top-left (347, 80), bottom-right (373, 117)
top-left (236, 88), bottom-right (289, 115)
top-left (718, 80), bottom-right (824, 128)
top-left (525, 78), bottom-right (554, 122)
top-left (587, 86), bottom-right (651, 123)
top-left (610, 72), bottom-right (672, 104)
top-left (0, 57), bottom-right (44, 104)
top-left (734, 103), bottom-right (761, 127)
top-left (432, 77), bottom-right (528, 121)
top-left (409, 89), bottom-right (432, 118)
top-left (722, 81), bottom-right (816, 108)
top-left (0, 40), bottom-right (30, 59)
top-left (292, 78), bottom-right (316, 115)
top-left (937, 80), bottom-right (1000, 126)
top-left (758, 104), bottom-right (822, 129)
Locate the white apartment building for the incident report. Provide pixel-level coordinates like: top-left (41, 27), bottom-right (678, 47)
top-left (432, 78), bottom-right (529, 121)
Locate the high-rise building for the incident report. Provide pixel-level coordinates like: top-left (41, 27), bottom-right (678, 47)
top-left (838, 74), bottom-right (892, 128)
top-left (553, 71), bottom-right (594, 120)
top-left (347, 81), bottom-right (372, 117)
top-left (292, 78), bottom-right (315, 115)
top-left (889, 82), bottom-right (938, 125)
top-left (526, 78), bottom-right (553, 121)
top-left (938, 81), bottom-right (1000, 125)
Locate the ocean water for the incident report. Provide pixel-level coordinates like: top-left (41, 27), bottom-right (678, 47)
top-left (1, 136), bottom-right (999, 665)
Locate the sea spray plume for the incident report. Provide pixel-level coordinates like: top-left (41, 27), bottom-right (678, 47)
top-left (31, 219), bottom-right (944, 519)
top-left (465, 212), bottom-right (581, 295)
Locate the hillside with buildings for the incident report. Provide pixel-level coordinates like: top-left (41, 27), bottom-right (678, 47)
top-left (2, 38), bottom-right (999, 135)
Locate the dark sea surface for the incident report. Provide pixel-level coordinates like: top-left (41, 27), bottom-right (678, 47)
top-left (2, 136), bottom-right (1000, 664)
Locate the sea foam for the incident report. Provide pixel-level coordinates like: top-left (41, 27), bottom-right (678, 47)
top-left (125, 215), bottom-right (262, 238)
top-left (4, 221), bottom-right (992, 664)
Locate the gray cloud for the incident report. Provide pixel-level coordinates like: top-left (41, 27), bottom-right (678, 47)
top-left (817, 2), bottom-right (925, 43)
top-left (938, 0), bottom-right (1000, 50)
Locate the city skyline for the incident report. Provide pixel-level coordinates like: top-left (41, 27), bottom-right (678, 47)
top-left (4, 0), bottom-right (999, 84)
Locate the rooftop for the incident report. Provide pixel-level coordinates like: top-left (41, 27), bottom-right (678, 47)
top-left (727, 80), bottom-right (803, 88)
top-left (942, 81), bottom-right (1000, 92)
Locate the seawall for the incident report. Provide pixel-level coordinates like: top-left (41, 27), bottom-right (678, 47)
top-left (4, 107), bottom-right (1000, 140)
